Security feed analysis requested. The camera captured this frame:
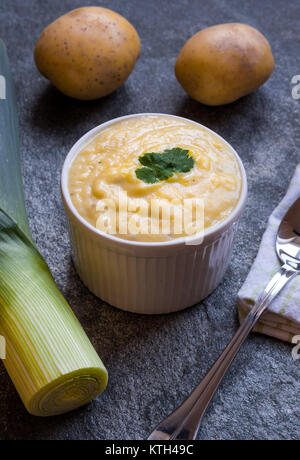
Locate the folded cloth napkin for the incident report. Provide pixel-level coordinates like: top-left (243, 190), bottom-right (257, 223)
top-left (238, 164), bottom-right (300, 343)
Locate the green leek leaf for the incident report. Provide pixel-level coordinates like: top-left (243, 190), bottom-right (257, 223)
top-left (0, 39), bottom-right (30, 238)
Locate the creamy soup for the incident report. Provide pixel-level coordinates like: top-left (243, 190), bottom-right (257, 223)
top-left (68, 115), bottom-right (242, 242)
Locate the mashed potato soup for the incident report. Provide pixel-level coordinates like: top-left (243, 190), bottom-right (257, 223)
top-left (68, 115), bottom-right (242, 242)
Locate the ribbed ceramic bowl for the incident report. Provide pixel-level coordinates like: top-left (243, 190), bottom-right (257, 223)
top-left (61, 113), bottom-right (247, 314)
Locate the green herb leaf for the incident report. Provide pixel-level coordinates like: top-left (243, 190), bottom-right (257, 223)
top-left (163, 148), bottom-right (195, 173)
top-left (136, 147), bottom-right (194, 184)
top-left (136, 167), bottom-right (158, 184)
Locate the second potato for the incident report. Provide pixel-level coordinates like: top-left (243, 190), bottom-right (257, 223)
top-left (175, 23), bottom-right (274, 106)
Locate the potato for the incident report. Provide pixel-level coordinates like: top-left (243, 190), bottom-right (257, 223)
top-left (175, 23), bottom-right (274, 106)
top-left (34, 7), bottom-right (140, 100)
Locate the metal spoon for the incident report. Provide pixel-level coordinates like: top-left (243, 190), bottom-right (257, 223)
top-left (148, 196), bottom-right (300, 441)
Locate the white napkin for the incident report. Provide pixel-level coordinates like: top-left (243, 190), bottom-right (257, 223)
top-left (237, 164), bottom-right (300, 343)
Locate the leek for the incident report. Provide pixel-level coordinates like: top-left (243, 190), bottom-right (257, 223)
top-left (0, 41), bottom-right (108, 416)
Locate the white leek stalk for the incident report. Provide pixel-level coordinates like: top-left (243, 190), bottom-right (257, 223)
top-left (0, 41), bottom-right (108, 416)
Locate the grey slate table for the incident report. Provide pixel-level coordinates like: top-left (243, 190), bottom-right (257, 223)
top-left (0, 0), bottom-right (299, 441)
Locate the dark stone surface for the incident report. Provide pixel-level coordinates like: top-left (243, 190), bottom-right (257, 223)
top-left (0, 0), bottom-right (299, 440)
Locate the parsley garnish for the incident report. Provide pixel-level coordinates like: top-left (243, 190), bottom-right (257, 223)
top-left (135, 147), bottom-right (195, 184)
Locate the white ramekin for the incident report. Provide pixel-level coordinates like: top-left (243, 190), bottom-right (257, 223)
top-left (61, 113), bottom-right (247, 315)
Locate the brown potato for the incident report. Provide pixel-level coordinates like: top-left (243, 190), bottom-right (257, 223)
top-left (175, 23), bottom-right (274, 106)
top-left (34, 7), bottom-right (140, 100)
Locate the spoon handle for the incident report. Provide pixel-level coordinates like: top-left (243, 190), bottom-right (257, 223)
top-left (148, 263), bottom-right (298, 441)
